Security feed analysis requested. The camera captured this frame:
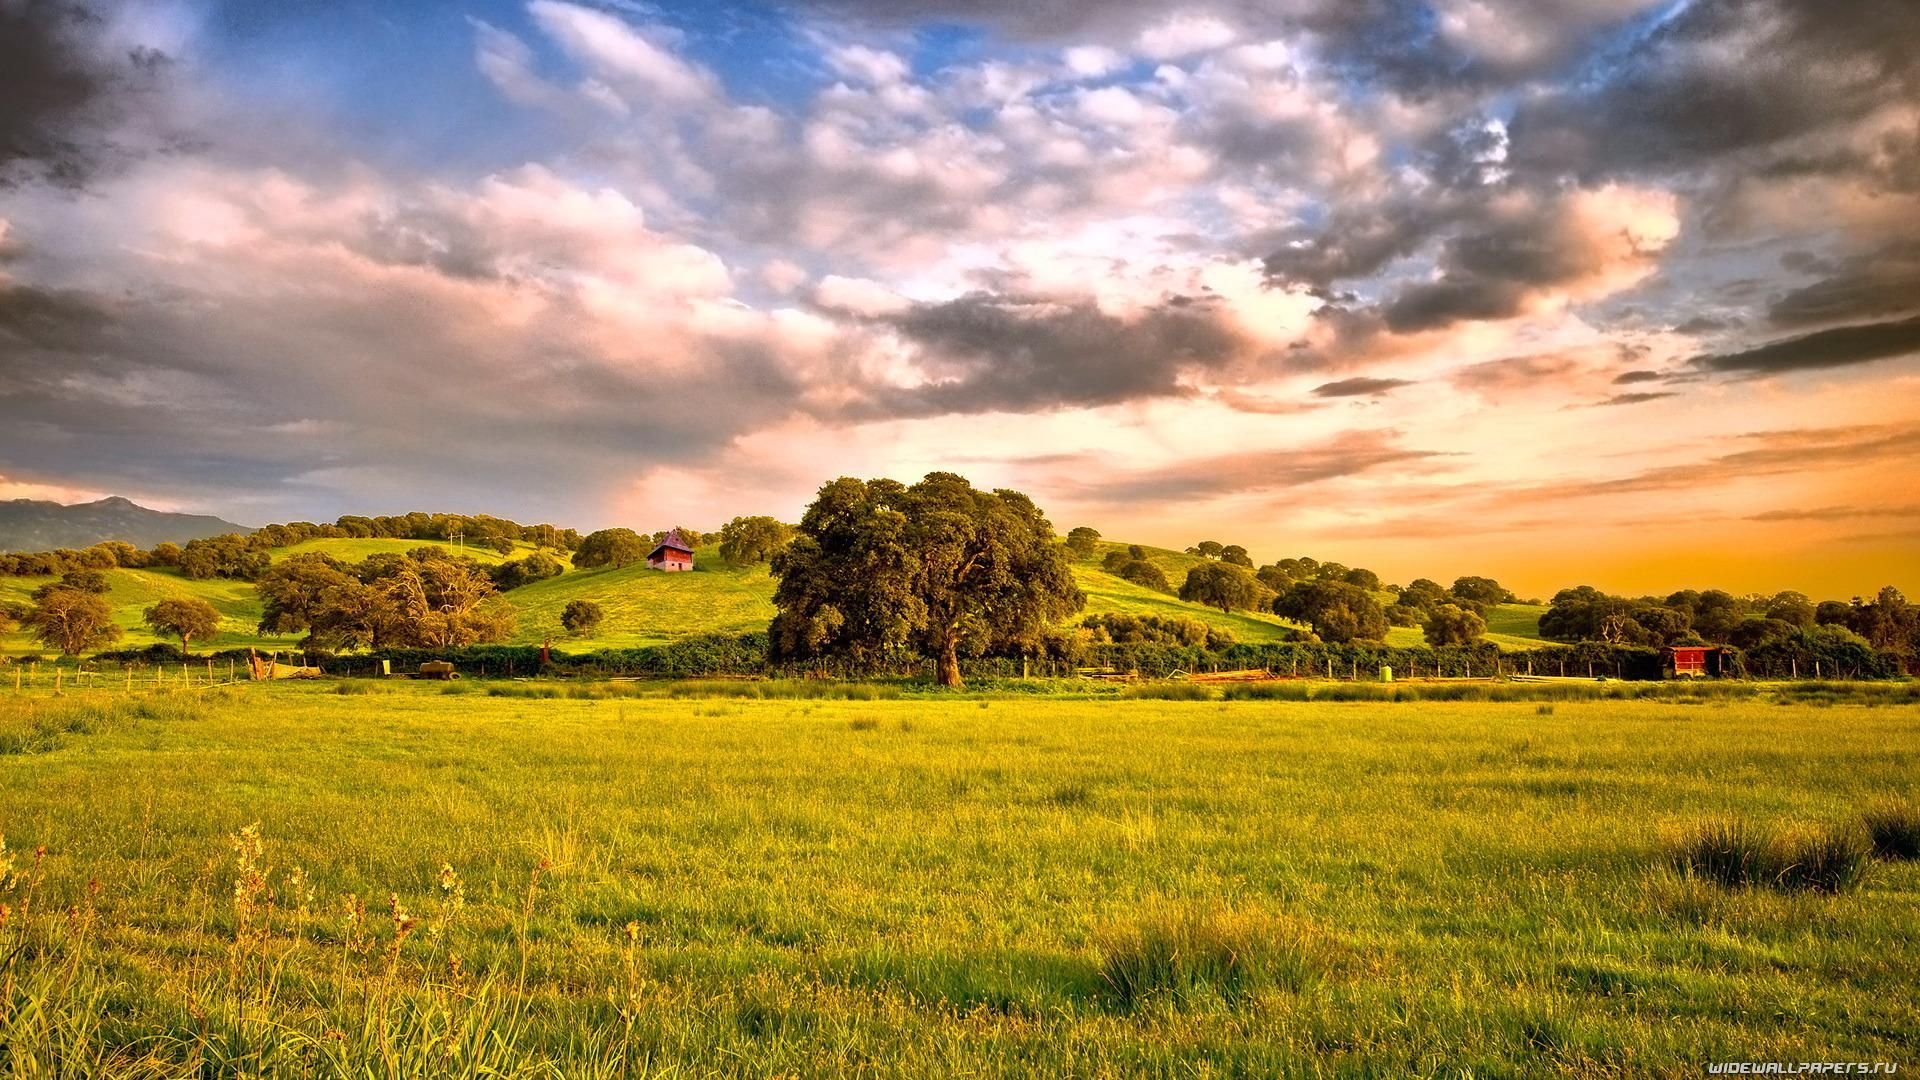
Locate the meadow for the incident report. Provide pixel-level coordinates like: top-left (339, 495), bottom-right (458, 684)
top-left (1, 681), bottom-right (1915, 1076)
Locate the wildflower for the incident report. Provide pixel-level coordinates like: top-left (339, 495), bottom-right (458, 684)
top-left (624, 920), bottom-right (640, 944)
top-left (389, 892), bottom-right (416, 936)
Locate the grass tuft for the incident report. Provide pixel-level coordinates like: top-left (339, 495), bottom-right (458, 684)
top-left (1669, 819), bottom-right (1872, 893)
top-left (1096, 908), bottom-right (1321, 1010)
top-left (1861, 798), bottom-right (1920, 861)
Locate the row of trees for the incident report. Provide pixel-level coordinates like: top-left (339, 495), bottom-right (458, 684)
top-left (1540, 584), bottom-right (1919, 655)
top-left (0, 512), bottom-right (579, 582)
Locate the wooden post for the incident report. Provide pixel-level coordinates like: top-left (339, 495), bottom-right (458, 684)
top-left (55, 668), bottom-right (62, 694)
top-left (15, 666), bottom-right (22, 693)
top-left (125, 665), bottom-right (132, 693)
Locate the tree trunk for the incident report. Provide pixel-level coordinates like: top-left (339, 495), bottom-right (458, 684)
top-left (935, 638), bottom-right (963, 687)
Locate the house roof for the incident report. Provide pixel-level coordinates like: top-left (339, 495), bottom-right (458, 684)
top-left (649, 528), bottom-right (693, 557)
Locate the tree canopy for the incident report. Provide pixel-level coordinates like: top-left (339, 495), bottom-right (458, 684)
top-left (717, 516), bottom-right (795, 566)
top-left (1064, 526), bottom-right (1101, 559)
top-left (560, 599), bottom-right (604, 637)
top-left (144, 597), bottom-right (222, 653)
top-left (24, 588), bottom-right (122, 656)
top-left (1273, 580), bottom-right (1387, 644)
top-left (1422, 603), bottom-right (1486, 646)
top-left (769, 473), bottom-right (1084, 686)
top-left (1178, 562), bottom-right (1270, 615)
top-left (573, 528), bottom-right (648, 569)
top-left (252, 548), bottom-right (514, 650)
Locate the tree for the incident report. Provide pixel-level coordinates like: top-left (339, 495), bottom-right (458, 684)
top-left (1187, 540), bottom-right (1226, 559)
top-left (144, 597), bottom-right (222, 654)
top-left (1064, 526), bottom-right (1101, 559)
top-left (381, 553), bottom-right (516, 648)
top-left (770, 473), bottom-right (1084, 686)
top-left (717, 516), bottom-right (795, 566)
top-left (1450, 575), bottom-right (1514, 606)
top-left (491, 551), bottom-right (565, 591)
top-left (54, 568), bottom-right (110, 594)
top-left (1219, 544), bottom-right (1253, 568)
top-left (256, 554), bottom-right (360, 636)
top-left (1178, 562), bottom-right (1268, 614)
top-left (1115, 559), bottom-right (1170, 592)
top-left (1764, 591), bottom-right (1816, 628)
top-left (560, 599), bottom-right (605, 637)
top-left (23, 588), bottom-right (122, 656)
top-left (1423, 603), bottom-right (1485, 646)
top-left (1342, 567), bottom-right (1382, 591)
top-left (1273, 580), bottom-right (1387, 644)
top-left (574, 528), bottom-right (648, 569)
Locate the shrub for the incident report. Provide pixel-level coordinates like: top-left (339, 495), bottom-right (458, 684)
top-left (1097, 908), bottom-right (1319, 1010)
top-left (1862, 799), bottom-right (1920, 861)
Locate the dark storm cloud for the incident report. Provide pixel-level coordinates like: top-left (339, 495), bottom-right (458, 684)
top-left (861, 292), bottom-right (1246, 417)
top-left (1311, 376), bottom-right (1412, 398)
top-left (1054, 429), bottom-right (1444, 504)
top-left (0, 0), bottom-right (168, 188)
top-left (1766, 242), bottom-right (1920, 329)
top-left (1688, 315), bottom-right (1920, 376)
top-left (1505, 0), bottom-right (1920, 181)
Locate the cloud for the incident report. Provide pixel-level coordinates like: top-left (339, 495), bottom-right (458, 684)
top-left (1588, 391), bottom-right (1677, 407)
top-left (855, 292), bottom-right (1249, 417)
top-left (1053, 429), bottom-right (1445, 504)
top-left (0, 0), bottom-right (171, 189)
top-left (1688, 314), bottom-right (1920, 376)
top-left (1311, 376), bottom-right (1412, 398)
top-left (1745, 503), bottom-right (1920, 522)
top-left (1451, 352), bottom-right (1583, 397)
top-left (1379, 185), bottom-right (1678, 334)
top-left (1766, 241), bottom-right (1920, 329)
top-left (1610, 369), bottom-right (1665, 384)
top-left (527, 0), bottom-right (719, 106)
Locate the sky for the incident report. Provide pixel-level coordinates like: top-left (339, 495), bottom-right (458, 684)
top-left (1, 0), bottom-right (1917, 599)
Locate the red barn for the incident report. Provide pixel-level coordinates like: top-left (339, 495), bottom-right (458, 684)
top-left (1661, 645), bottom-right (1730, 678)
top-left (647, 528), bottom-right (694, 572)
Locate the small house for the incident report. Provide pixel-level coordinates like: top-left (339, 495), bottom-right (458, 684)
top-left (647, 528), bottom-right (694, 571)
top-left (1661, 645), bottom-right (1730, 679)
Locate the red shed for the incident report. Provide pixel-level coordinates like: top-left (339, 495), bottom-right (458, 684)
top-left (1661, 645), bottom-right (1729, 679)
top-left (647, 528), bottom-right (694, 572)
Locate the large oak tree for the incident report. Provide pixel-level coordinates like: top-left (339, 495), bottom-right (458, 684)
top-left (770, 473), bottom-right (1084, 686)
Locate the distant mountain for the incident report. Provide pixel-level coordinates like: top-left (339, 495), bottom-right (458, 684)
top-left (0, 496), bottom-right (251, 552)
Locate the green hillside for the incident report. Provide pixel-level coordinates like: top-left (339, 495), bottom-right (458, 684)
top-left (505, 545), bottom-right (774, 649)
top-left (1, 567), bottom-right (293, 657)
top-left (2, 535), bottom-right (1547, 657)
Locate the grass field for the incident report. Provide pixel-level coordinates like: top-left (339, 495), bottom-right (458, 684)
top-left (1, 682), bottom-right (1915, 1075)
top-left (0, 568), bottom-right (294, 657)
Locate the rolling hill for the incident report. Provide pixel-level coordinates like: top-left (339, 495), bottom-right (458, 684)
top-left (1, 535), bottom-right (1546, 657)
top-left (0, 496), bottom-right (250, 552)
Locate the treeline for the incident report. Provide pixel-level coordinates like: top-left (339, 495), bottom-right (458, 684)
top-left (1539, 584), bottom-right (1920, 657)
top-left (78, 628), bottom-right (1906, 682)
top-left (0, 512), bottom-right (581, 582)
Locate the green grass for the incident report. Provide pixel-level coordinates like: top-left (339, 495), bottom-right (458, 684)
top-left (0, 683), bottom-right (1915, 1074)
